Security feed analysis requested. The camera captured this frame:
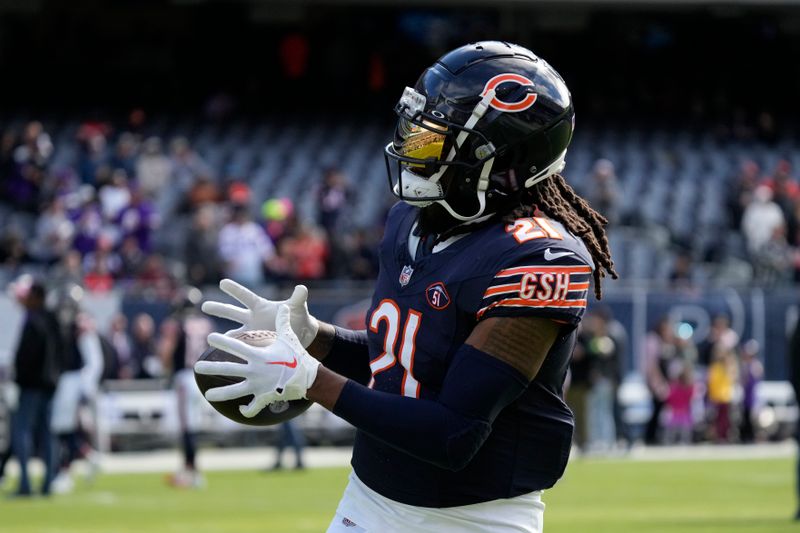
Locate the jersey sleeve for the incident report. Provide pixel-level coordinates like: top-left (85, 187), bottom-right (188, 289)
top-left (476, 252), bottom-right (593, 325)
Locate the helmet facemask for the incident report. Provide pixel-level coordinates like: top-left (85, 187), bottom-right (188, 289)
top-left (384, 86), bottom-right (499, 222)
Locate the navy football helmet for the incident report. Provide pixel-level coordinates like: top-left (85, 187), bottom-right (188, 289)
top-left (384, 41), bottom-right (575, 223)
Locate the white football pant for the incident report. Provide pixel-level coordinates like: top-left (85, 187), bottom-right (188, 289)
top-left (326, 471), bottom-right (544, 533)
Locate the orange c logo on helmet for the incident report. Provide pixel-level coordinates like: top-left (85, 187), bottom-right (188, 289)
top-left (481, 73), bottom-right (537, 112)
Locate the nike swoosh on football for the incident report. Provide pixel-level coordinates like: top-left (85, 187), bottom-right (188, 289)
top-left (267, 357), bottom-right (298, 369)
top-left (544, 248), bottom-right (575, 261)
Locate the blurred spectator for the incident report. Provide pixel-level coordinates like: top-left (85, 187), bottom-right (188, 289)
top-left (30, 199), bottom-right (75, 264)
top-left (707, 340), bottom-right (739, 443)
top-left (738, 339), bottom-right (763, 443)
top-left (742, 185), bottom-right (784, 253)
top-left (754, 223), bottom-right (794, 286)
top-left (51, 312), bottom-right (103, 494)
top-left (185, 206), bottom-right (222, 286)
top-left (582, 311), bottom-right (621, 453)
top-left (8, 152), bottom-right (47, 213)
top-left (0, 407), bottom-right (10, 484)
top-left (107, 314), bottom-right (135, 380)
top-left (119, 235), bottom-right (147, 279)
top-left (316, 167), bottom-right (350, 232)
top-left (50, 250), bottom-right (84, 288)
top-left (279, 224), bottom-right (329, 280)
top-left (170, 137), bottom-right (211, 191)
top-left (583, 159), bottom-right (620, 226)
top-left (270, 421), bottom-right (306, 471)
top-left (218, 205), bottom-right (276, 286)
top-left (10, 282), bottom-right (62, 497)
top-left (116, 188), bottom-right (159, 253)
top-left (130, 313), bottom-right (158, 379)
top-left (642, 318), bottom-right (672, 444)
top-left (345, 229), bottom-right (380, 280)
top-left (110, 133), bottom-right (139, 177)
top-left (0, 229), bottom-right (30, 269)
top-left (77, 130), bottom-right (108, 186)
top-left (98, 169), bottom-right (132, 221)
top-left (162, 296), bottom-right (213, 489)
top-left (316, 167), bottom-right (351, 277)
top-left (227, 179), bottom-right (252, 206)
top-left (566, 336), bottom-right (590, 450)
top-left (794, 198), bottom-right (800, 246)
top-left (183, 175), bottom-right (221, 212)
top-left (727, 160), bottom-right (760, 230)
top-left (763, 160), bottom-right (800, 229)
top-left (698, 314), bottom-right (736, 367)
top-left (0, 128), bottom-right (19, 204)
top-left (663, 364), bottom-right (697, 445)
top-left (135, 254), bottom-right (175, 298)
top-left (84, 261), bottom-right (115, 293)
top-left (136, 137), bottom-right (171, 198)
top-left (15, 121), bottom-right (53, 171)
top-left (642, 317), bottom-right (697, 444)
top-left (71, 199), bottom-right (104, 256)
top-left (83, 233), bottom-right (121, 291)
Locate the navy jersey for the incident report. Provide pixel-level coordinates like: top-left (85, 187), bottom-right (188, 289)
top-left (351, 202), bottom-right (594, 508)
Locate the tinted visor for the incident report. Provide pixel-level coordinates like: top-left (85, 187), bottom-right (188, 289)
top-left (393, 118), bottom-right (450, 178)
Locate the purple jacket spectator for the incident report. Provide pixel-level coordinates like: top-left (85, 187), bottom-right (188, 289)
top-left (115, 191), bottom-right (159, 253)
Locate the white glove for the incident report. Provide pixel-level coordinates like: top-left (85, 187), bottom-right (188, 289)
top-left (201, 279), bottom-right (320, 348)
top-left (195, 305), bottom-right (321, 418)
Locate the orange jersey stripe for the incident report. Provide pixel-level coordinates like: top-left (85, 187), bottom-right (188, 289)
top-left (477, 298), bottom-right (587, 319)
top-left (483, 283), bottom-right (521, 297)
top-left (495, 265), bottom-right (592, 277)
top-left (496, 298), bottom-right (587, 308)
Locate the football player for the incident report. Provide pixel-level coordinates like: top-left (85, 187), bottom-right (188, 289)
top-left (196, 41), bottom-right (616, 532)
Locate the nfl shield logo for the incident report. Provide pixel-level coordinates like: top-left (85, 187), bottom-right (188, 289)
top-left (399, 265), bottom-right (414, 286)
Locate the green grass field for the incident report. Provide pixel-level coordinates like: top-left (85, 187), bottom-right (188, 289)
top-left (1, 458), bottom-right (796, 532)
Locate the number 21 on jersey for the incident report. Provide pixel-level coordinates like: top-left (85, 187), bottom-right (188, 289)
top-left (369, 299), bottom-right (421, 398)
top-left (507, 217), bottom-right (563, 243)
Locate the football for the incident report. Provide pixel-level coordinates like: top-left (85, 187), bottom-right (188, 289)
top-left (194, 329), bottom-right (312, 426)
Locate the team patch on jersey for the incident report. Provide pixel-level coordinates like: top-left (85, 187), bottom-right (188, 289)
top-left (399, 264), bottom-right (414, 286)
top-left (478, 264), bottom-right (591, 320)
top-left (425, 282), bottom-right (450, 310)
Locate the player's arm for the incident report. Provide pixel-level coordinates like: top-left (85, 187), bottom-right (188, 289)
top-left (307, 315), bottom-right (560, 471)
top-left (306, 322), bottom-right (371, 385)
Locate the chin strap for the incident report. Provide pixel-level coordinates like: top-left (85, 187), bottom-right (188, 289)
top-left (432, 89), bottom-right (498, 221)
top-left (437, 155), bottom-right (494, 221)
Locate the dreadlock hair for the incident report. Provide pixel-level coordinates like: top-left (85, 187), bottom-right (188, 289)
top-left (503, 174), bottom-right (618, 299)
